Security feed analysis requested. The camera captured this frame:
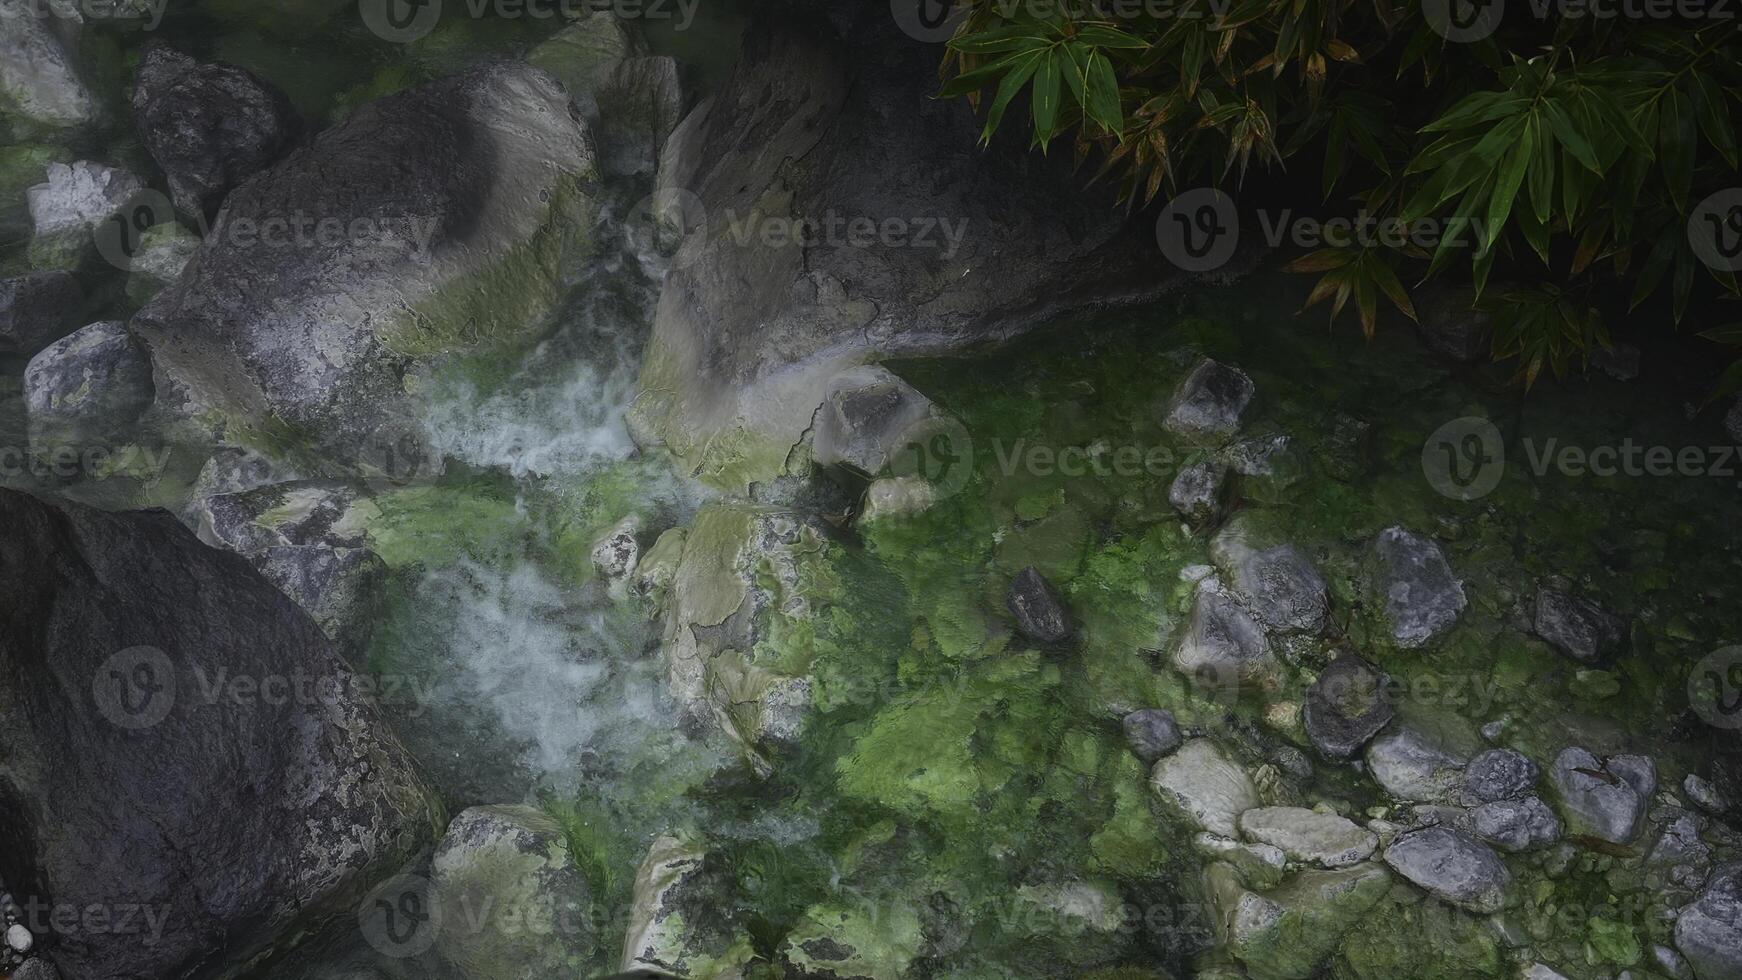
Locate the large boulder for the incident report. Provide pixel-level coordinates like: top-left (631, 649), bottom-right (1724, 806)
top-left (1367, 526), bottom-right (1466, 649)
top-left (429, 805), bottom-right (595, 980)
top-left (1676, 862), bottom-right (1742, 980)
top-left (1381, 827), bottom-right (1511, 914)
top-left (132, 62), bottom-right (598, 472)
top-left (0, 1), bottom-right (100, 131)
top-left (1548, 747), bottom-right (1655, 844)
top-left (1302, 653), bottom-right (1393, 760)
top-left (1207, 860), bottom-right (1392, 980)
top-left (1150, 739), bottom-right (1259, 837)
top-left (130, 44), bottom-right (301, 221)
top-left (0, 272), bottom-right (81, 356)
top-left (23, 320), bottom-right (155, 445)
top-left (629, 6), bottom-right (1206, 489)
top-left (0, 489), bottom-right (441, 980)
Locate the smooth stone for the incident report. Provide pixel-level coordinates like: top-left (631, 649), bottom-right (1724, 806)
top-left (1369, 526), bottom-right (1467, 648)
top-left (1173, 578), bottom-right (1274, 696)
top-left (6, 923), bottom-right (32, 953)
top-left (1121, 709), bottom-right (1182, 764)
top-left (1548, 747), bottom-right (1654, 845)
top-left (1382, 826), bottom-right (1511, 913)
top-left (1366, 727), bottom-right (1467, 803)
top-left (1151, 739), bottom-right (1259, 838)
top-left (1164, 358), bottom-right (1254, 439)
top-left (23, 320), bottom-right (155, 444)
top-left (1237, 806), bottom-right (1378, 868)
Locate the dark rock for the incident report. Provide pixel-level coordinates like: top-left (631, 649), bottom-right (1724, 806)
top-left (811, 365), bottom-right (935, 475)
top-left (23, 322), bottom-right (155, 444)
top-left (11, 958), bottom-right (59, 980)
top-left (1122, 709), bottom-right (1183, 763)
top-left (1164, 358), bottom-right (1255, 439)
top-left (1469, 797), bottom-right (1561, 852)
top-left (596, 55), bottom-right (684, 178)
top-left (1675, 862), bottom-right (1742, 980)
top-left (1369, 526), bottom-right (1467, 648)
top-left (0, 488), bottom-right (439, 980)
top-left (1464, 748), bottom-right (1540, 803)
top-left (0, 4), bottom-right (100, 130)
top-left (1173, 579), bottom-right (1274, 696)
top-left (1168, 458), bottom-right (1234, 526)
top-left (133, 63), bottom-right (596, 472)
top-left (1548, 747), bottom-right (1654, 844)
top-left (0, 272), bottom-right (82, 356)
top-left (1382, 827), bottom-right (1511, 913)
top-left (1303, 653), bottom-right (1394, 760)
top-left (254, 545), bottom-right (387, 658)
top-left (131, 45), bottom-right (301, 221)
top-left (1416, 285), bottom-right (1491, 362)
top-left (1008, 566), bottom-right (1073, 646)
top-left (1533, 589), bottom-right (1625, 664)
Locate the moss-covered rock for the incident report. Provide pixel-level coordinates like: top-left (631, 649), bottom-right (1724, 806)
top-left (1210, 861), bottom-right (1393, 980)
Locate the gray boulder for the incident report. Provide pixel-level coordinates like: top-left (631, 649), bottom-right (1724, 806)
top-left (1533, 588), bottom-right (1625, 663)
top-left (1676, 863), bottom-right (1742, 980)
top-left (130, 45), bottom-right (301, 221)
top-left (1007, 566), bottom-right (1074, 646)
top-left (1168, 458), bottom-right (1234, 527)
top-left (26, 161), bottom-right (144, 268)
top-left (1464, 748), bottom-right (1540, 802)
top-left (1369, 526), bottom-right (1467, 648)
top-left (430, 805), bottom-right (595, 980)
top-left (0, 0), bottom-right (100, 131)
top-left (1151, 739), bottom-right (1258, 837)
top-left (23, 321), bottom-right (154, 444)
top-left (1303, 654), bottom-right (1394, 760)
top-left (1165, 358), bottom-right (1255, 439)
top-left (811, 365), bottom-right (936, 475)
top-left (1469, 797), bottom-right (1562, 852)
top-left (1365, 727), bottom-right (1467, 803)
top-left (621, 834), bottom-right (751, 976)
top-left (628, 7), bottom-right (1201, 491)
top-left (1382, 827), bottom-right (1511, 913)
top-left (0, 272), bottom-right (81, 355)
top-left (253, 545), bottom-right (386, 657)
top-left (1214, 531), bottom-right (1328, 635)
top-left (133, 63), bottom-right (597, 473)
top-left (0, 489), bottom-right (440, 980)
top-left (1121, 708), bottom-right (1182, 764)
top-left (1237, 807), bottom-right (1377, 868)
top-left (1548, 747), bottom-right (1655, 844)
top-left (1173, 578), bottom-right (1275, 697)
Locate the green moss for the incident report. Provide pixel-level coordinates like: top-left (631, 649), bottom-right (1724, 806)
top-left (1332, 889), bottom-right (1504, 980)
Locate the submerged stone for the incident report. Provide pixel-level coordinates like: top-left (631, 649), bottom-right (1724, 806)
top-left (1463, 748), bottom-right (1540, 803)
top-left (1122, 708), bottom-right (1183, 763)
top-left (1169, 457), bottom-right (1234, 527)
top-left (1548, 747), bottom-right (1654, 844)
top-left (1382, 827), bottom-right (1511, 914)
top-left (1468, 797), bottom-right (1561, 853)
top-left (1173, 578), bottom-right (1275, 698)
top-left (1151, 739), bottom-right (1259, 837)
top-left (1674, 862), bottom-right (1742, 980)
top-left (24, 320), bottom-right (154, 445)
top-left (1365, 727), bottom-right (1467, 804)
top-left (812, 365), bottom-right (938, 476)
top-left (1533, 588), bottom-right (1626, 664)
top-left (1303, 654), bottom-right (1393, 760)
top-left (1368, 526), bottom-right (1466, 649)
top-left (0, 1), bottom-right (101, 131)
top-left (1007, 565), bottom-right (1074, 646)
top-left (1164, 358), bottom-right (1255, 439)
top-left (1237, 807), bottom-right (1378, 868)
top-left (1210, 860), bottom-right (1392, 980)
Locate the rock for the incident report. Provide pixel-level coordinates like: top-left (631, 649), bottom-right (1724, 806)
top-left (1592, 343), bottom-right (1641, 381)
top-left (778, 895), bottom-right (923, 980)
top-left (1655, 944), bottom-right (1696, 980)
top-left (6, 923), bottom-right (32, 953)
top-left (123, 223), bottom-right (199, 305)
top-left (1303, 653), bottom-right (1394, 760)
top-left (0, 271), bottom-right (82, 355)
top-left (811, 365), bottom-right (937, 475)
top-left (1213, 530), bottom-right (1328, 635)
top-left (1687, 773), bottom-right (1727, 815)
top-left (429, 805), bottom-right (594, 980)
top-left (1365, 727), bottom-right (1467, 803)
top-left (1649, 812), bottom-right (1711, 872)
top-left (23, 321), bottom-right (155, 445)
top-left (0, 488), bottom-right (439, 980)
top-left (1533, 589), bottom-right (1626, 664)
top-left (131, 45), bottom-right (301, 221)
top-left (11, 959), bottom-right (58, 980)
top-left (591, 516), bottom-right (640, 581)
top-left (1464, 749), bottom-right (1540, 802)
top-left (1164, 358), bottom-right (1255, 439)
top-left (133, 63), bottom-right (597, 472)
top-left (1225, 432), bottom-right (1292, 477)
top-left (1368, 526), bottom-right (1467, 648)
top-left (1169, 458), bottom-right (1234, 526)
top-left (628, 7), bottom-right (1200, 492)
top-left (1416, 285), bottom-right (1491, 362)
top-left (1209, 860), bottom-right (1392, 979)
top-left (1469, 797), bottom-right (1562, 852)
top-left (1122, 709), bottom-right (1182, 763)
top-left (1195, 833), bottom-right (1289, 890)
top-left (253, 545), bottom-right (387, 657)
top-left (1150, 739), bottom-right (1259, 837)
top-left (189, 446), bottom-right (285, 501)
top-left (0, 0), bottom-right (100, 131)
top-left (1007, 566), bottom-right (1074, 646)
top-left (526, 10), bottom-right (635, 117)
top-left (1173, 578), bottom-right (1275, 697)
top-left (26, 161), bottom-right (144, 268)
top-left (596, 55), bottom-right (684, 178)
top-left (1522, 965), bottom-right (1572, 980)
top-left (859, 475), bottom-right (934, 522)
top-left (1237, 807), bottom-right (1378, 868)
top-left (1548, 747), bottom-right (1655, 844)
top-left (1382, 827), bottom-right (1511, 913)
top-left (1675, 863), bottom-right (1742, 980)
top-left (621, 835), bottom-right (752, 977)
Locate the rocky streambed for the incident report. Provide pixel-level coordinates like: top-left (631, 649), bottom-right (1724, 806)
top-left (2, 2), bottom-right (1742, 980)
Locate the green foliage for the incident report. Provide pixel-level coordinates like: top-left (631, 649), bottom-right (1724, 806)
top-left (938, 5), bottom-right (1742, 385)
